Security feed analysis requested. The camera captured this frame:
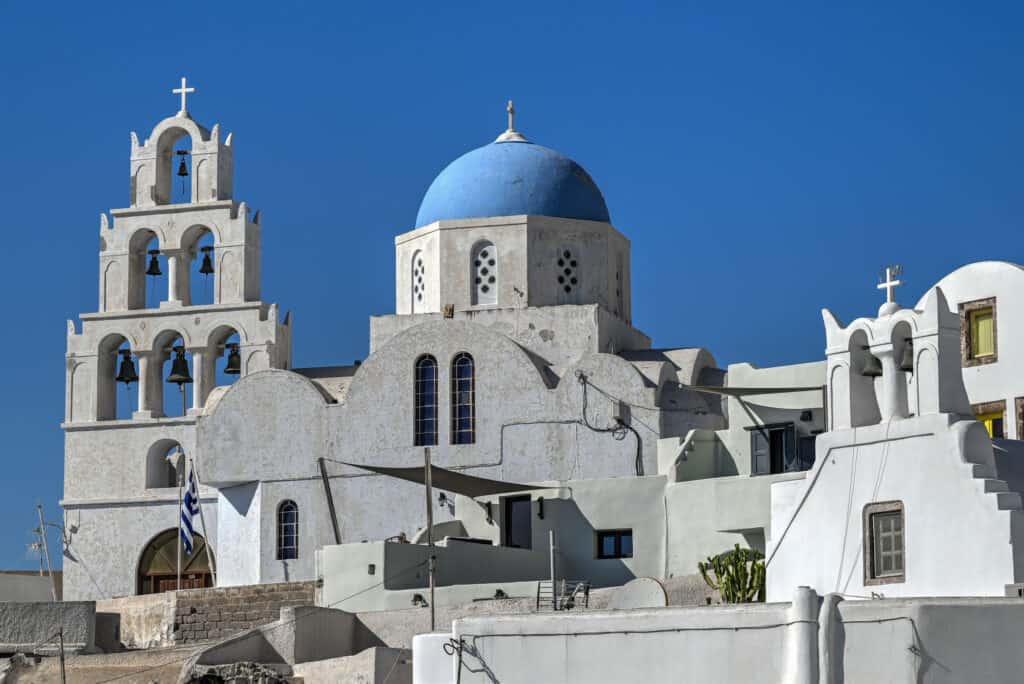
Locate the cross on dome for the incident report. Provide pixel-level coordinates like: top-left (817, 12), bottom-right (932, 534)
top-left (495, 99), bottom-right (528, 143)
top-left (172, 77), bottom-right (195, 114)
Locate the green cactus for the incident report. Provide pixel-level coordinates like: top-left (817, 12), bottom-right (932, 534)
top-left (697, 544), bottom-right (766, 603)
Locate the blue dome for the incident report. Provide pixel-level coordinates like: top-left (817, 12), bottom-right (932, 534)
top-left (415, 140), bottom-right (610, 228)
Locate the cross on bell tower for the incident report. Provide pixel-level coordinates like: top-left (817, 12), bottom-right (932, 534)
top-left (172, 77), bottom-right (195, 115)
top-left (876, 264), bottom-right (903, 316)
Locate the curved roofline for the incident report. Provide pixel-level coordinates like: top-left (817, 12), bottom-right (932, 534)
top-left (914, 260), bottom-right (1024, 309)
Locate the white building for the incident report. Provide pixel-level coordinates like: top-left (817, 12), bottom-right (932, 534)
top-left (62, 84), bottom-right (1024, 617)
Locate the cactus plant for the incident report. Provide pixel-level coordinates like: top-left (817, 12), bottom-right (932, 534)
top-left (697, 544), bottom-right (765, 603)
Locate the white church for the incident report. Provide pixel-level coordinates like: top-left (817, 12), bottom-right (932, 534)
top-left (61, 77), bottom-right (1024, 634)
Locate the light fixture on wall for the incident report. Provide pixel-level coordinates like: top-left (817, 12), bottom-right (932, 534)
top-left (898, 339), bottom-right (914, 373)
top-left (411, 593), bottom-right (428, 607)
top-left (146, 250), bottom-right (162, 277)
top-left (115, 350), bottom-right (138, 386)
top-left (223, 342), bottom-right (241, 375)
top-left (859, 347), bottom-right (883, 378)
top-left (199, 246), bottom-right (214, 275)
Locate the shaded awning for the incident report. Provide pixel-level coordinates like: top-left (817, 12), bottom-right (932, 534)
top-left (686, 385), bottom-right (824, 397)
top-left (339, 461), bottom-right (547, 498)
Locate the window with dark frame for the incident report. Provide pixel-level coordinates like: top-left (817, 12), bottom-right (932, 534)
top-left (596, 529), bottom-right (633, 559)
top-left (277, 500), bottom-right (299, 560)
top-left (863, 501), bottom-right (904, 585)
top-left (959, 297), bottom-right (997, 367)
top-left (414, 355), bottom-right (438, 446)
top-left (450, 353), bottom-right (475, 444)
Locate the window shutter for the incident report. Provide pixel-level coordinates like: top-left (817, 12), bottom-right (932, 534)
top-left (751, 430), bottom-right (769, 474)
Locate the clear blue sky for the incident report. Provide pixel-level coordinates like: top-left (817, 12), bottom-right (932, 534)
top-left (1, 1), bottom-right (1021, 570)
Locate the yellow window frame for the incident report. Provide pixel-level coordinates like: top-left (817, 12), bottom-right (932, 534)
top-left (977, 410), bottom-right (1003, 438)
top-left (969, 307), bottom-right (995, 359)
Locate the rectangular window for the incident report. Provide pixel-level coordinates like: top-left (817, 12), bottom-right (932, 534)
top-left (750, 423), bottom-right (807, 475)
top-left (864, 501), bottom-right (905, 585)
top-left (502, 496), bottom-right (532, 549)
top-left (974, 401), bottom-right (1006, 440)
top-left (960, 297), bottom-right (997, 366)
top-left (596, 530), bottom-right (633, 559)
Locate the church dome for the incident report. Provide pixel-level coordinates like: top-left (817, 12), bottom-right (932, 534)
top-left (415, 135), bottom-right (610, 228)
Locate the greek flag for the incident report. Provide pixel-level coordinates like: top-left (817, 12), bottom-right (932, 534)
top-left (180, 465), bottom-right (200, 556)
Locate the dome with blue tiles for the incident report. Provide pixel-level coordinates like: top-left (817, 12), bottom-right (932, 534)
top-left (415, 105), bottom-right (610, 228)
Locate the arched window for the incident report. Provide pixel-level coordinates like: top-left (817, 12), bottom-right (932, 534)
top-left (471, 241), bottom-right (497, 306)
top-left (451, 353), bottom-right (475, 444)
top-left (277, 500), bottom-right (299, 560)
top-left (414, 355), bottom-right (439, 446)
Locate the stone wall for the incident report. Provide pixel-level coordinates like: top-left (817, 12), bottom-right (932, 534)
top-left (173, 581), bottom-right (315, 644)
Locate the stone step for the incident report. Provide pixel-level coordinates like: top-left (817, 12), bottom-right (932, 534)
top-left (971, 464), bottom-right (997, 479)
top-left (983, 479), bottom-right (1010, 493)
top-left (996, 492), bottom-right (1023, 510)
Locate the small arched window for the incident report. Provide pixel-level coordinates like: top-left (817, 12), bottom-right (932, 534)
top-left (451, 353), bottom-right (475, 444)
top-left (277, 500), bottom-right (299, 560)
top-left (414, 355), bottom-right (439, 446)
top-left (471, 242), bottom-right (497, 306)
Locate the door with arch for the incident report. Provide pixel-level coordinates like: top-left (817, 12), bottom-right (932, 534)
top-left (137, 528), bottom-right (214, 594)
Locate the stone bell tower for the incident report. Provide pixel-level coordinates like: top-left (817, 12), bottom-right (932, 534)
top-left (61, 79), bottom-right (292, 601)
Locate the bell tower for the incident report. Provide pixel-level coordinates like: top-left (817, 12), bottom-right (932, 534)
top-left (62, 79), bottom-right (292, 599)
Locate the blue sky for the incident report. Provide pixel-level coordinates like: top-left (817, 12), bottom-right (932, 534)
top-left (0, 1), bottom-right (1021, 570)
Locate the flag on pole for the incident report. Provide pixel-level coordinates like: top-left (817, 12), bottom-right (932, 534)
top-left (180, 464), bottom-right (199, 556)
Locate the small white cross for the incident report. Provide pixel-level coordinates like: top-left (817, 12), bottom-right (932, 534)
top-left (172, 77), bottom-right (195, 114)
top-left (876, 264), bottom-right (903, 304)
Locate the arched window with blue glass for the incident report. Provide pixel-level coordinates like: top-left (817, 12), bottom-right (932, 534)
top-left (277, 500), bottom-right (299, 560)
top-left (451, 352), bottom-right (475, 445)
top-left (414, 355), bottom-right (439, 446)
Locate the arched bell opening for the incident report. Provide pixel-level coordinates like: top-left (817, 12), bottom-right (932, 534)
top-left (97, 333), bottom-right (138, 421)
top-left (146, 439), bottom-right (183, 489)
top-left (127, 229), bottom-right (163, 310)
top-left (136, 528), bottom-right (214, 595)
top-left (153, 126), bottom-right (194, 206)
top-left (208, 326), bottom-right (242, 394)
top-left (891, 321), bottom-right (914, 418)
top-left (848, 329), bottom-right (882, 427)
top-left (184, 226), bottom-right (216, 307)
top-left (154, 330), bottom-right (193, 418)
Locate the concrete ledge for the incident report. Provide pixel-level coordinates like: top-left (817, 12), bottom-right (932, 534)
top-left (0, 602), bottom-right (96, 655)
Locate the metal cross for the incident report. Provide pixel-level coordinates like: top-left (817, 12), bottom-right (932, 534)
top-left (173, 77), bottom-right (196, 114)
top-left (507, 100), bottom-right (515, 130)
top-left (876, 264), bottom-right (903, 304)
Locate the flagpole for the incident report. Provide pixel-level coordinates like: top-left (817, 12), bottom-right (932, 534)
top-left (190, 457), bottom-right (217, 587)
top-left (176, 457), bottom-right (183, 592)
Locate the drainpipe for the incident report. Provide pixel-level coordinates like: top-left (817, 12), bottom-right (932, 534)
top-left (818, 593), bottom-right (844, 684)
top-left (782, 586), bottom-right (819, 684)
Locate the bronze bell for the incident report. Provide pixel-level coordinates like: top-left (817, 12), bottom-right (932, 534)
top-left (898, 338), bottom-right (915, 372)
top-left (146, 250), bottom-right (162, 276)
top-left (223, 342), bottom-right (241, 375)
top-left (199, 246), bottom-right (214, 275)
top-left (115, 350), bottom-right (138, 386)
top-left (166, 346), bottom-right (193, 385)
top-left (860, 348), bottom-right (883, 378)
top-left (176, 150), bottom-right (189, 177)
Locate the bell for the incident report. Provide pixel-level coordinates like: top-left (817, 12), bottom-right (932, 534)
top-left (166, 346), bottom-right (193, 385)
top-left (176, 150), bottom-right (189, 177)
top-left (898, 339), bottom-right (915, 372)
top-left (860, 349), bottom-right (883, 378)
top-left (115, 350), bottom-right (138, 386)
top-left (199, 246), bottom-right (214, 275)
top-left (146, 250), bottom-right (162, 276)
top-left (223, 342), bottom-right (241, 375)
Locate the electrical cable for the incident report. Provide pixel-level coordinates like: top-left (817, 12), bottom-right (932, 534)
top-left (577, 371), bottom-right (644, 476)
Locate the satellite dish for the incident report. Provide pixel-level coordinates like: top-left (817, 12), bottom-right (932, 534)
top-left (608, 577), bottom-right (668, 610)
